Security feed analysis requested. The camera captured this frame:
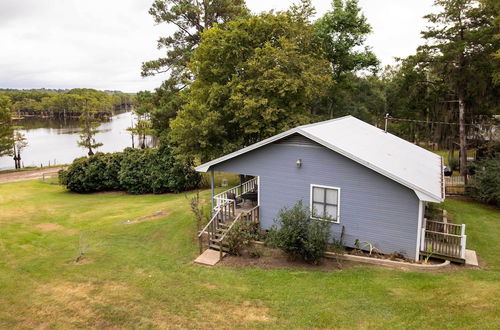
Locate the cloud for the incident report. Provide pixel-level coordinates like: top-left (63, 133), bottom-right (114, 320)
top-left (0, 0), bottom-right (436, 92)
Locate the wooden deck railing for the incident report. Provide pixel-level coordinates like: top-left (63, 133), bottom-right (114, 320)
top-left (241, 205), bottom-right (260, 224)
top-left (421, 219), bottom-right (466, 261)
top-left (213, 177), bottom-right (257, 210)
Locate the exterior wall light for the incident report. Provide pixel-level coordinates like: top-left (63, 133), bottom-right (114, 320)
top-left (296, 159), bottom-right (302, 168)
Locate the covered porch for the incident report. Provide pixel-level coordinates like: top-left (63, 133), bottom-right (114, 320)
top-left (197, 173), bottom-right (261, 260)
top-left (210, 174), bottom-right (260, 216)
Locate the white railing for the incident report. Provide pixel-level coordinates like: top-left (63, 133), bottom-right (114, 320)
top-left (213, 177), bottom-right (257, 210)
top-left (420, 219), bottom-right (466, 260)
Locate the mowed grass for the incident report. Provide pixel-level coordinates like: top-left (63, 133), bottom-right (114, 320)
top-left (0, 181), bottom-right (499, 329)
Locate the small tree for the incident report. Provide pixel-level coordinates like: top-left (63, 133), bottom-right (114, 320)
top-left (266, 201), bottom-right (331, 263)
top-left (189, 191), bottom-right (208, 253)
top-left (12, 131), bottom-right (28, 169)
top-left (0, 96), bottom-right (14, 158)
top-left (78, 99), bottom-right (102, 156)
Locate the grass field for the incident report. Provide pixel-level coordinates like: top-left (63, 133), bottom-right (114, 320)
top-left (0, 180), bottom-right (499, 329)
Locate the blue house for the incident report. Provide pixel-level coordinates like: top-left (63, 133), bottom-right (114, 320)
top-left (196, 116), bottom-right (467, 262)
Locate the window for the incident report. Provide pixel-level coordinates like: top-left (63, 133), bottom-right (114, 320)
top-left (310, 185), bottom-right (340, 222)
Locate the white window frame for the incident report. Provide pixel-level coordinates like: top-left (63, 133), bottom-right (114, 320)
top-left (310, 184), bottom-right (341, 223)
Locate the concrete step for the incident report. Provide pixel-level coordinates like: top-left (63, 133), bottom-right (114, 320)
top-left (194, 249), bottom-right (226, 266)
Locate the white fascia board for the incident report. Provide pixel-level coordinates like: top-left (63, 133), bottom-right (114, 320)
top-left (414, 190), bottom-right (443, 203)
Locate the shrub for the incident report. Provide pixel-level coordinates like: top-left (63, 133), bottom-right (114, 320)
top-left (225, 220), bottom-right (260, 255)
top-left (118, 148), bottom-right (156, 194)
top-left (265, 201), bottom-right (331, 263)
top-left (58, 152), bottom-right (124, 193)
top-left (468, 156), bottom-right (500, 205)
top-left (61, 146), bottom-right (201, 194)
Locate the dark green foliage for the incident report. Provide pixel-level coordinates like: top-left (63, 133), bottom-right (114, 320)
top-left (140, 0), bottom-right (248, 136)
top-left (0, 96), bottom-right (14, 157)
top-left (60, 147), bottom-right (200, 194)
top-left (425, 202), bottom-right (444, 221)
top-left (170, 9), bottom-right (333, 161)
top-left (0, 88), bottom-right (133, 118)
top-left (119, 147), bottom-right (200, 194)
top-left (59, 152), bottom-right (124, 193)
top-left (118, 149), bottom-right (156, 194)
top-left (266, 201), bottom-right (331, 263)
top-left (468, 156), bottom-right (500, 205)
top-left (225, 220), bottom-right (260, 255)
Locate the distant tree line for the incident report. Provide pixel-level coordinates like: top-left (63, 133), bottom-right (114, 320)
top-left (0, 88), bottom-right (135, 119)
top-left (0, 88), bottom-right (137, 166)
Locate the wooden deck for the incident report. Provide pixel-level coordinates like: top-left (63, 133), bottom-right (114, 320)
top-left (235, 201), bottom-right (258, 217)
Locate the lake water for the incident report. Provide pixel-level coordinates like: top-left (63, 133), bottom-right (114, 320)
top-left (0, 111), bottom-right (152, 170)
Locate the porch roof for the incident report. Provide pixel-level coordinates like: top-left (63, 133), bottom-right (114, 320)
top-left (196, 116), bottom-right (444, 203)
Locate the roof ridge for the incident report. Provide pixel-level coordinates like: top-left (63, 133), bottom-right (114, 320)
top-left (298, 115), bottom-right (354, 129)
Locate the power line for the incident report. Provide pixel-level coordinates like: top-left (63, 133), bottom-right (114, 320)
top-left (386, 116), bottom-right (500, 128)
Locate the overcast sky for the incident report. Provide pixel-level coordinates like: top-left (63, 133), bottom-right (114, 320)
top-left (0, 0), bottom-right (436, 93)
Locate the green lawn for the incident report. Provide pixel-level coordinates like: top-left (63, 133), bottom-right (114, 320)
top-left (0, 180), bottom-right (499, 329)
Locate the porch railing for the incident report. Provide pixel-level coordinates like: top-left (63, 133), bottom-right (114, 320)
top-left (420, 219), bottom-right (466, 261)
top-left (213, 177), bottom-right (257, 210)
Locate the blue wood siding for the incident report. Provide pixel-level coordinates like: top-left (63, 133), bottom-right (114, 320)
top-left (212, 135), bottom-right (420, 259)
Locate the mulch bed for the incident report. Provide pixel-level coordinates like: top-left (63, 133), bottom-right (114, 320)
top-left (219, 246), bottom-right (348, 271)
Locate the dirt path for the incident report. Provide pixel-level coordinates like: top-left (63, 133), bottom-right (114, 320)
top-left (0, 166), bottom-right (66, 184)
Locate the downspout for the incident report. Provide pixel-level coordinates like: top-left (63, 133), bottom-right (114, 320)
top-left (415, 200), bottom-right (424, 261)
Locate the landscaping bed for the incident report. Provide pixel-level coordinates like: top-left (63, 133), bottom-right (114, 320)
top-left (221, 242), bottom-right (449, 271)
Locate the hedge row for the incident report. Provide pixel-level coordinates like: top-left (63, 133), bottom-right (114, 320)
top-left (59, 147), bottom-right (201, 194)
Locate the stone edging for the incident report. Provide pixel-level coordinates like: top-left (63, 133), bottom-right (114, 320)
top-left (325, 252), bottom-right (450, 269)
top-left (250, 241), bottom-right (450, 270)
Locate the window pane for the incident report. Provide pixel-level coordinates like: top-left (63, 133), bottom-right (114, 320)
top-left (313, 187), bottom-right (324, 203)
top-left (325, 205), bottom-right (337, 220)
top-left (326, 189), bottom-right (338, 205)
top-left (312, 202), bottom-right (324, 217)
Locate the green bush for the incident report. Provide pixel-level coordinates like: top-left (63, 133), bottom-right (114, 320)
top-left (468, 156), bottom-right (500, 206)
top-left (58, 152), bottom-right (124, 193)
top-left (60, 147), bottom-right (201, 194)
top-left (225, 220), bottom-right (260, 255)
top-left (265, 201), bottom-right (331, 263)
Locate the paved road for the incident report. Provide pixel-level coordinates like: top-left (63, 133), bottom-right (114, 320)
top-left (0, 166), bottom-right (66, 184)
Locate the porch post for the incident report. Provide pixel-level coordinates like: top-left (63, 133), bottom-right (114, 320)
top-left (210, 169), bottom-right (215, 214)
top-left (239, 174), bottom-right (244, 195)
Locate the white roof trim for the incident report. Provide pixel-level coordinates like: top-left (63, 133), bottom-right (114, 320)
top-left (196, 115), bottom-right (444, 202)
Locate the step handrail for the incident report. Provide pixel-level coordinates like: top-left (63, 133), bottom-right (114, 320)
top-left (198, 209), bottom-right (221, 238)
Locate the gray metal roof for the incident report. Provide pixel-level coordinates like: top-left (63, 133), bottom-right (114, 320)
top-left (196, 116), bottom-right (444, 202)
